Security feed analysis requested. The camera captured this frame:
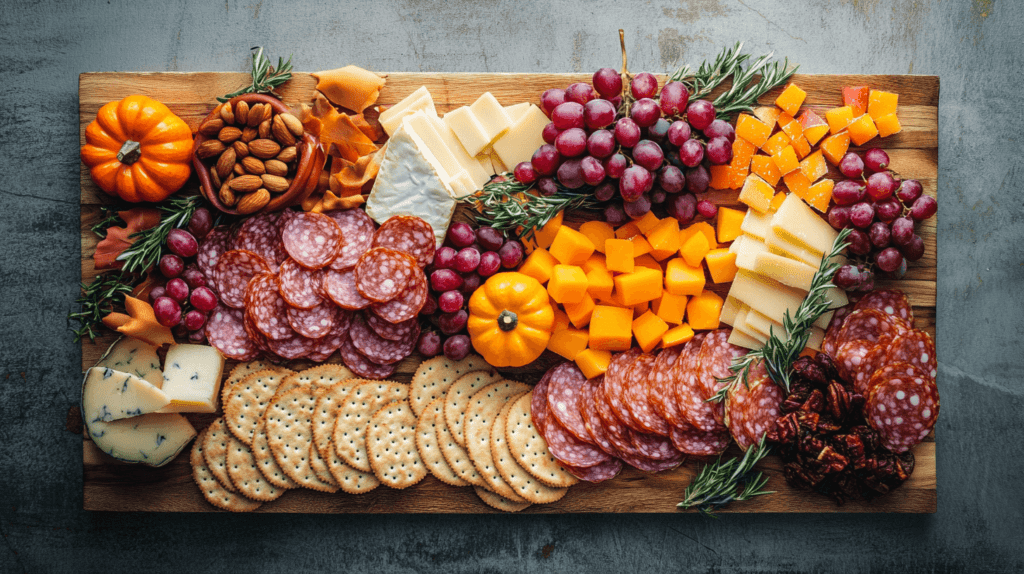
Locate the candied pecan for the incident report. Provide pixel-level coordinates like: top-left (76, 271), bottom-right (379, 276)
top-left (796, 410), bottom-right (821, 431)
top-left (817, 446), bottom-right (850, 474)
top-left (801, 389), bottom-right (826, 413)
top-left (826, 381), bottom-right (852, 421)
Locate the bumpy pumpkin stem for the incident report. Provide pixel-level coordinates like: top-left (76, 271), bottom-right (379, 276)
top-left (117, 140), bottom-right (142, 165)
top-left (497, 310), bottom-right (519, 332)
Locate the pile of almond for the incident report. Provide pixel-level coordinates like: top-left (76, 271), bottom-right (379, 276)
top-left (196, 101), bottom-right (305, 214)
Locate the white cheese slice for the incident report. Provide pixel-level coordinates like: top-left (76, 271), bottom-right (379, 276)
top-left (476, 153), bottom-right (495, 176)
top-left (426, 115), bottom-right (491, 189)
top-left (378, 86), bottom-right (435, 136)
top-left (468, 92), bottom-right (512, 144)
top-left (489, 152), bottom-right (508, 175)
top-left (402, 112), bottom-right (468, 191)
top-left (814, 309), bottom-right (835, 331)
top-left (771, 193), bottom-right (839, 255)
top-left (366, 124), bottom-right (457, 246)
top-left (765, 227), bottom-right (824, 268)
top-left (754, 252), bottom-right (818, 291)
top-left (86, 412), bottom-right (196, 468)
top-left (82, 367), bottom-right (171, 422)
top-left (504, 102), bottom-right (531, 123)
top-left (491, 104), bottom-right (549, 171)
top-left (731, 234), bottom-right (769, 271)
top-left (727, 327), bottom-right (764, 350)
top-left (446, 171), bottom-right (479, 199)
top-left (740, 209), bottom-right (773, 240)
top-left (719, 295), bottom-right (743, 326)
top-left (444, 107), bottom-right (492, 157)
top-left (727, 270), bottom-right (807, 326)
top-left (95, 336), bottom-right (163, 389)
top-left (158, 344), bottom-right (225, 413)
top-left (743, 308), bottom-right (782, 339)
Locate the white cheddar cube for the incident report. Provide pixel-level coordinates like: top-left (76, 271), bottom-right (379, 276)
top-left (491, 104), bottom-right (549, 171)
top-left (159, 344), bottom-right (225, 413)
top-left (468, 92), bottom-right (512, 144)
top-left (378, 86), bottom-right (435, 136)
top-left (82, 367), bottom-right (171, 423)
top-left (771, 194), bottom-right (839, 255)
top-left (504, 102), bottom-right (531, 123)
top-left (95, 336), bottom-right (163, 389)
top-left (444, 107), bottom-right (492, 157)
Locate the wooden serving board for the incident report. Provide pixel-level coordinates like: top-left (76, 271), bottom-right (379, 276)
top-left (80, 72), bottom-right (938, 513)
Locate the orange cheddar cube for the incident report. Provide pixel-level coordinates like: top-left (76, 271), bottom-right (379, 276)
top-left (680, 229), bottom-right (710, 268)
top-left (687, 290), bottom-right (724, 330)
top-left (774, 83), bottom-right (807, 116)
top-left (529, 210), bottom-right (563, 253)
top-left (778, 112), bottom-right (803, 140)
top-left (605, 238), bottom-right (634, 273)
top-left (730, 164), bottom-right (750, 190)
top-left (633, 300), bottom-right (650, 319)
top-left (612, 267), bottom-right (663, 306)
top-left (635, 211), bottom-right (661, 235)
top-left (732, 138), bottom-right (758, 167)
top-left (549, 226), bottom-right (595, 266)
top-left (825, 106), bottom-right (855, 134)
top-left (804, 179), bottom-right (834, 213)
top-left (704, 248), bottom-right (738, 283)
top-left (753, 106), bottom-right (781, 131)
top-left (716, 207), bottom-right (746, 243)
top-left (634, 253), bottom-right (662, 271)
top-left (709, 165), bottom-right (732, 189)
top-left (820, 132), bottom-right (851, 165)
top-left (770, 191), bottom-right (787, 212)
top-left (552, 306), bottom-right (571, 332)
top-left (772, 146), bottom-right (800, 175)
top-left (630, 234), bottom-right (653, 257)
top-left (646, 218), bottom-right (681, 260)
top-left (682, 221), bottom-right (718, 250)
top-left (564, 292), bottom-right (596, 328)
top-left (664, 258), bottom-right (705, 296)
top-left (799, 150), bottom-right (828, 182)
top-left (750, 155), bottom-right (782, 187)
top-left (519, 248), bottom-right (558, 284)
top-left (797, 110), bottom-right (830, 145)
top-left (791, 135), bottom-right (811, 159)
top-left (736, 114), bottom-right (772, 148)
top-left (547, 265), bottom-right (588, 304)
top-left (575, 348), bottom-right (612, 379)
top-left (578, 220), bottom-right (615, 254)
top-left (738, 174), bottom-right (775, 213)
top-left (581, 252), bottom-right (607, 275)
top-left (589, 305), bottom-right (634, 351)
top-left (547, 327), bottom-right (589, 360)
top-left (847, 114), bottom-right (878, 146)
top-left (661, 323), bottom-right (695, 348)
top-left (843, 86), bottom-right (870, 116)
top-left (586, 266), bottom-right (615, 300)
top-left (614, 221), bottom-right (642, 240)
top-left (761, 131), bottom-right (791, 156)
top-left (632, 311), bottom-right (669, 353)
top-left (652, 292), bottom-right (688, 325)
top-left (868, 90), bottom-right (898, 120)
top-left (876, 113), bottom-right (902, 137)
top-left (784, 171), bottom-right (813, 201)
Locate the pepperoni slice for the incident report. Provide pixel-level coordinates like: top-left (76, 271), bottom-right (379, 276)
top-left (865, 363), bottom-right (939, 453)
top-left (822, 304), bottom-right (855, 357)
top-left (197, 226), bottom-right (232, 290)
top-left (306, 310), bottom-right (353, 362)
top-left (601, 349), bottom-right (643, 430)
top-left (648, 346), bottom-right (685, 428)
top-left (242, 306), bottom-right (271, 355)
top-left (365, 312), bottom-right (418, 342)
top-left (725, 362), bottom-right (783, 452)
top-left (266, 331), bottom-right (315, 360)
top-left (592, 377), bottom-right (644, 458)
top-left (348, 313), bottom-right (418, 365)
top-left (669, 424), bottom-right (730, 457)
top-left (835, 339), bottom-right (881, 384)
top-left (623, 354), bottom-right (672, 436)
top-left (578, 376), bottom-right (621, 458)
top-left (369, 266), bottom-right (428, 324)
top-left (541, 412), bottom-right (611, 469)
top-left (665, 333), bottom-right (708, 426)
top-left (281, 212), bottom-right (343, 270)
top-left (565, 458), bottom-right (622, 483)
top-left (884, 329), bottom-right (937, 380)
top-left (854, 289), bottom-right (914, 325)
top-left (697, 329), bottom-right (747, 399)
top-left (529, 370), bottom-right (555, 436)
top-left (205, 305), bottom-right (260, 361)
top-left (849, 343), bottom-right (891, 396)
top-left (338, 331), bottom-right (396, 380)
top-left (233, 212), bottom-right (287, 273)
top-left (618, 448), bottom-right (685, 473)
top-left (629, 429), bottom-right (681, 460)
top-left (676, 335), bottom-right (726, 433)
top-left (354, 247), bottom-right (417, 303)
top-left (322, 268), bottom-right (373, 310)
top-left (372, 215), bottom-right (436, 267)
top-left (277, 258), bottom-right (324, 309)
top-left (286, 301), bottom-right (338, 339)
top-left (324, 208), bottom-right (375, 270)
top-left (214, 250), bottom-right (271, 309)
top-left (546, 362), bottom-right (596, 444)
top-left (246, 274), bottom-right (294, 341)
top-left (836, 309), bottom-right (907, 349)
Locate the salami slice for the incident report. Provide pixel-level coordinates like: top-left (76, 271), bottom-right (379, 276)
top-left (306, 310), bottom-right (352, 362)
top-left (665, 333), bottom-right (708, 426)
top-left (697, 329), bottom-right (747, 400)
top-left (541, 415), bottom-right (612, 469)
top-left (354, 247), bottom-right (417, 303)
top-left (850, 343), bottom-right (891, 396)
top-left (822, 304), bottom-right (855, 357)
top-left (724, 363), bottom-right (783, 452)
top-left (565, 458), bottom-right (622, 483)
top-left (281, 212), bottom-right (343, 270)
top-left (836, 309), bottom-right (907, 349)
top-left (854, 289), bottom-right (914, 325)
top-left (592, 377), bottom-right (646, 458)
top-left (629, 430), bottom-right (682, 461)
top-left (286, 301), bottom-right (338, 339)
top-left (623, 354), bottom-right (672, 436)
top-left (365, 312), bottom-right (418, 342)
top-left (369, 266), bottom-right (428, 324)
top-left (648, 346), bottom-right (685, 428)
top-left (601, 348), bottom-right (643, 430)
top-left (865, 363), bottom-right (939, 453)
top-left (676, 334), bottom-right (727, 433)
top-left (835, 339), bottom-right (881, 384)
top-left (371, 215), bottom-right (436, 267)
top-left (277, 258), bottom-right (324, 310)
top-left (349, 314), bottom-right (418, 365)
top-left (884, 330), bottom-right (937, 380)
top-left (669, 423), bottom-right (730, 457)
top-left (197, 226), bottom-right (232, 290)
top-left (546, 362), bottom-right (596, 444)
top-left (618, 448), bottom-right (685, 473)
top-left (214, 250), bottom-right (271, 309)
top-left (266, 331), bottom-right (315, 360)
top-left (233, 212), bottom-right (287, 273)
top-left (205, 305), bottom-right (260, 361)
top-left (246, 274), bottom-right (294, 341)
top-left (529, 370), bottom-right (554, 436)
top-left (578, 377), bottom-right (621, 458)
top-left (323, 268), bottom-right (373, 310)
top-left (338, 331), bottom-right (396, 380)
top-left (242, 306), bottom-right (271, 355)
top-left (324, 209), bottom-right (375, 270)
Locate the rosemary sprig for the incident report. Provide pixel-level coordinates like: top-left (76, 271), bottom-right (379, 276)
top-left (678, 434), bottom-right (774, 516)
top-left (669, 41), bottom-right (749, 100)
top-left (90, 206), bottom-right (122, 238)
top-left (463, 175), bottom-right (598, 241)
top-left (709, 228), bottom-right (852, 403)
top-left (218, 46), bottom-right (294, 103)
top-left (116, 195), bottom-right (200, 274)
top-left (68, 273), bottom-right (134, 342)
top-left (713, 57), bottom-right (797, 119)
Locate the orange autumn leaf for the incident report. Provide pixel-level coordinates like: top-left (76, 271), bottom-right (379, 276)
top-left (312, 65), bottom-right (385, 113)
top-left (118, 207), bottom-right (161, 232)
top-left (93, 207), bottom-right (161, 270)
top-left (103, 295), bottom-right (175, 347)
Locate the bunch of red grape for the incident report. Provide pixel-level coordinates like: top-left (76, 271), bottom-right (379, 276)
top-left (515, 68), bottom-right (733, 225)
top-left (148, 207), bottom-right (220, 341)
top-left (417, 221), bottom-right (525, 361)
top-left (827, 148), bottom-right (937, 290)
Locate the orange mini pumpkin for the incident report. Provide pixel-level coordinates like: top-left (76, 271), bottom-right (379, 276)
top-left (81, 95), bottom-right (193, 203)
top-left (467, 272), bottom-right (554, 368)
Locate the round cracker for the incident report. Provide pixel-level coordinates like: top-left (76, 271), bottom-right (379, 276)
top-left (333, 380), bottom-right (408, 473)
top-left (191, 428), bottom-right (262, 513)
top-left (464, 381), bottom-right (532, 502)
top-left (410, 354), bottom-right (489, 417)
top-left (226, 431), bottom-right (286, 502)
top-left (220, 360), bottom-right (290, 407)
top-left (265, 387), bottom-right (339, 493)
top-left (223, 368), bottom-right (293, 446)
top-left (491, 399), bottom-right (569, 504)
top-left (202, 418), bottom-right (238, 493)
top-left (366, 400), bottom-right (427, 489)
top-left (308, 386), bottom-right (340, 488)
top-left (251, 415), bottom-right (298, 489)
top-left (415, 398), bottom-right (469, 487)
top-left (506, 392), bottom-right (579, 488)
top-left (323, 447), bottom-right (380, 495)
top-left (436, 407), bottom-right (487, 488)
top-left (443, 370), bottom-right (503, 447)
top-left (474, 486), bottom-right (531, 513)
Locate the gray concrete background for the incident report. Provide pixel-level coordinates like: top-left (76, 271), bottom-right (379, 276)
top-left (1, 0), bottom-right (1021, 572)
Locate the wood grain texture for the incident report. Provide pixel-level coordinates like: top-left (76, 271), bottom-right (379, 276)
top-left (80, 72), bottom-right (937, 513)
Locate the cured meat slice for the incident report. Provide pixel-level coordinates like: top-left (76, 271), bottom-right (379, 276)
top-left (676, 334), bottom-right (727, 433)
top-left (601, 348), bottom-right (643, 430)
top-left (836, 309), bottom-right (907, 349)
top-left (206, 305), bottom-right (260, 361)
top-left (822, 304), bottom-right (855, 357)
top-left (353, 247), bottom-right (417, 303)
top-left (884, 330), bottom-right (937, 380)
top-left (338, 331), bottom-right (396, 379)
top-left (578, 376), bottom-right (620, 458)
top-left (546, 362), bottom-right (596, 444)
top-left (865, 363), bottom-right (939, 453)
top-left (323, 268), bottom-right (373, 310)
top-left (849, 343), bottom-right (890, 396)
top-left (369, 266), bottom-right (428, 324)
top-left (246, 274), bottom-right (294, 341)
top-left (696, 329), bottom-right (747, 400)
top-left (541, 415), bottom-right (611, 469)
top-left (266, 331), bottom-right (315, 360)
top-left (724, 362), bottom-right (783, 452)
top-left (618, 448), bottom-right (685, 473)
top-left (277, 258), bottom-right (324, 310)
top-left (365, 312), bottom-right (418, 342)
top-left (306, 310), bottom-right (352, 362)
top-left (233, 212), bottom-right (287, 273)
top-left (324, 208), bottom-right (375, 270)
top-left (371, 215), bottom-right (436, 267)
top-left (592, 377), bottom-right (644, 458)
top-left (669, 423), bottom-right (730, 457)
top-left (835, 339), bottom-right (881, 384)
top-left (281, 212), bottom-right (343, 270)
top-left (286, 301), bottom-right (338, 339)
top-left (242, 306), bottom-right (271, 355)
top-left (565, 458), bottom-right (622, 483)
top-left (348, 314), bottom-right (418, 365)
top-left (214, 249), bottom-right (271, 309)
top-left (648, 346), bottom-right (685, 428)
top-left (197, 226), bottom-right (232, 289)
top-left (665, 333), bottom-right (708, 426)
top-left (629, 430), bottom-right (682, 461)
top-left (623, 354), bottom-right (672, 436)
top-left (854, 289), bottom-right (914, 325)
top-left (529, 369), bottom-right (554, 436)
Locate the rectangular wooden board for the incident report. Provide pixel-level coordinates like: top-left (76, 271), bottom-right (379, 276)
top-left (80, 72), bottom-right (937, 513)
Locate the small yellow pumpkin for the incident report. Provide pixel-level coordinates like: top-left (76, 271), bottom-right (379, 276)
top-left (467, 272), bottom-right (554, 368)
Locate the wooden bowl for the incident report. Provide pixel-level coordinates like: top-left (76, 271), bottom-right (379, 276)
top-left (192, 93), bottom-right (325, 215)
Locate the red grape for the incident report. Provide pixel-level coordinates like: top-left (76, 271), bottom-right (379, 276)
top-left (478, 251), bottom-right (502, 277)
top-left (580, 156), bottom-right (606, 185)
top-left (703, 119), bottom-right (736, 142)
top-left (686, 100), bottom-right (716, 131)
top-left (679, 139), bottom-right (704, 167)
top-left (183, 310), bottom-right (207, 331)
top-left (868, 222), bottom-right (891, 249)
top-left (499, 241), bottom-right (524, 268)
top-left (594, 181), bottom-right (616, 201)
top-left (834, 264), bottom-right (874, 291)
top-left (705, 136), bottom-right (733, 165)
top-left (188, 329), bottom-right (207, 344)
top-left (657, 165), bottom-right (685, 194)
top-left (166, 229), bottom-right (198, 258)
top-left (435, 246), bottom-right (458, 269)
top-left (514, 162), bottom-right (537, 184)
top-left (551, 102), bottom-right (585, 130)
top-left (159, 253), bottom-right (185, 278)
top-left (608, 96), bottom-right (622, 109)
top-left (632, 140), bottom-right (664, 171)
top-left (650, 188), bottom-right (667, 204)
top-left (587, 129), bottom-right (616, 158)
top-left (902, 235), bottom-right (925, 261)
top-left (630, 72), bottom-right (658, 99)
top-left (438, 290), bottom-right (465, 313)
top-left (531, 144), bottom-right (561, 176)
top-left (896, 179), bottom-right (923, 205)
top-left (153, 297), bottom-right (182, 327)
top-left (583, 99), bottom-right (616, 129)
top-left (447, 222), bottom-right (476, 247)
top-left (148, 285), bottom-right (167, 305)
top-left (453, 248), bottom-right (481, 273)
top-left (604, 203), bottom-right (629, 226)
top-left (438, 310), bottom-right (469, 335)
top-left (849, 202), bottom-right (875, 228)
top-left (891, 216), bottom-right (915, 247)
top-left (542, 122), bottom-right (560, 144)
top-left (866, 171), bottom-right (897, 201)
top-left (443, 334), bottom-right (472, 361)
top-left (619, 166), bottom-right (653, 202)
top-left (827, 206), bottom-right (851, 229)
top-left (864, 148), bottom-right (890, 172)
top-left (624, 193), bottom-right (652, 218)
top-left (646, 118), bottom-right (670, 144)
top-left (696, 200), bottom-right (718, 219)
top-left (555, 128), bottom-right (588, 157)
top-left (540, 89), bottom-right (566, 116)
top-left (431, 269), bottom-right (464, 292)
top-left (461, 272), bottom-right (482, 295)
top-left (476, 227), bottom-right (504, 251)
top-left (874, 198), bottom-right (902, 223)
top-left (910, 196), bottom-right (937, 221)
top-left (189, 286), bottom-right (218, 312)
top-left (565, 82), bottom-right (595, 105)
top-left (847, 229), bottom-right (872, 255)
top-left (630, 98), bottom-right (661, 128)
top-left (420, 295), bottom-right (438, 316)
top-left (668, 193), bottom-right (697, 223)
top-left (187, 207), bottom-right (213, 240)
top-left (603, 153), bottom-right (628, 179)
top-left (614, 118), bottom-right (641, 148)
top-left (667, 120), bottom-right (691, 146)
top-left (536, 177), bottom-right (559, 196)
top-left (685, 165), bottom-right (710, 194)
top-left (417, 331), bottom-right (443, 357)
top-left (658, 81), bottom-right (690, 116)
top-left (875, 247), bottom-right (903, 273)
top-left (592, 68), bottom-right (623, 98)
top-left (839, 152), bottom-right (865, 178)
top-left (557, 158), bottom-right (585, 189)
top-left (181, 265), bottom-right (207, 290)
top-left (833, 180), bottom-right (867, 206)
top-left (165, 278), bottom-right (189, 302)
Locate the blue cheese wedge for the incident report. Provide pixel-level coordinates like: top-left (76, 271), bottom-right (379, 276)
top-left (95, 336), bottom-right (163, 389)
top-left (85, 412), bottom-right (196, 468)
top-left (82, 367), bottom-right (171, 422)
top-left (365, 124), bottom-right (457, 246)
top-left (159, 344), bottom-right (226, 413)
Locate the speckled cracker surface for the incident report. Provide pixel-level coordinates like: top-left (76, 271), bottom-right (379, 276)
top-left (491, 399), bottom-right (569, 504)
top-left (191, 428), bottom-right (262, 513)
top-left (464, 381), bottom-right (532, 502)
top-left (366, 400), bottom-right (427, 489)
top-left (202, 418), bottom-right (238, 493)
top-left (443, 370), bottom-right (503, 448)
top-left (506, 392), bottom-right (578, 488)
top-left (251, 415), bottom-right (298, 490)
top-left (225, 432), bottom-right (285, 502)
top-left (410, 354), bottom-right (489, 418)
top-left (223, 368), bottom-right (293, 446)
top-left (415, 398), bottom-right (469, 487)
top-left (265, 387), bottom-right (338, 493)
top-left (333, 380), bottom-right (408, 473)
top-left (474, 486), bottom-right (531, 513)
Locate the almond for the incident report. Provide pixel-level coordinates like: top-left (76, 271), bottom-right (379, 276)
top-left (249, 139), bottom-right (281, 160)
top-left (209, 166), bottom-right (222, 190)
top-left (196, 139), bottom-right (225, 159)
top-left (264, 159), bottom-right (288, 177)
top-left (199, 117), bottom-right (224, 137)
top-left (235, 100), bottom-right (249, 126)
top-left (276, 146), bottom-right (297, 163)
top-left (216, 146), bottom-right (236, 180)
top-left (258, 118), bottom-right (272, 140)
top-left (246, 103), bottom-right (264, 128)
top-left (233, 140), bottom-right (249, 158)
top-left (236, 188), bottom-right (270, 214)
top-left (220, 104), bottom-right (235, 125)
top-left (218, 126), bottom-right (242, 144)
top-left (241, 156), bottom-right (266, 175)
top-left (271, 115), bottom-right (297, 147)
top-left (261, 174), bottom-right (290, 193)
top-left (262, 104), bottom-right (273, 123)
top-left (279, 113), bottom-right (304, 138)
top-left (241, 127), bottom-right (258, 143)
top-left (233, 162), bottom-right (246, 176)
top-left (218, 182), bottom-right (237, 207)
top-left (229, 174), bottom-right (263, 193)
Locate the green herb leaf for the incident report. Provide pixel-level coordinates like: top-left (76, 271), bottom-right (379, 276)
top-left (67, 273), bottom-right (134, 343)
top-left (218, 46), bottom-right (294, 103)
top-left (115, 195), bottom-right (200, 275)
top-left (462, 175), bottom-right (598, 241)
top-left (678, 434), bottom-right (774, 516)
top-left (90, 206), bottom-right (122, 239)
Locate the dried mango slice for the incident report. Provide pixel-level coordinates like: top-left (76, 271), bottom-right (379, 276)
top-left (312, 65), bottom-right (386, 113)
